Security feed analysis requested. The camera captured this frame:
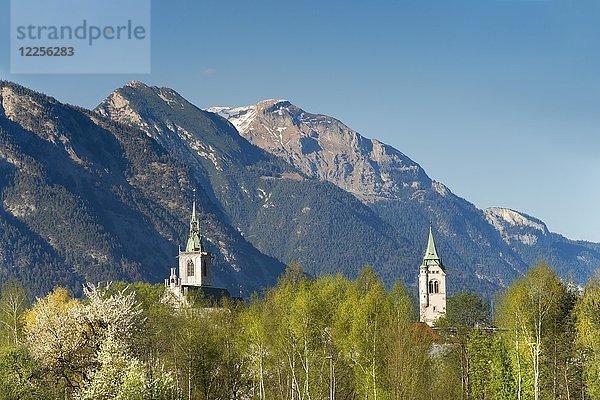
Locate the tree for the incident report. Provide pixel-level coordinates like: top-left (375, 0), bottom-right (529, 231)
top-left (444, 292), bottom-right (490, 329)
top-left (261, 261), bottom-right (313, 400)
top-left (436, 291), bottom-right (491, 400)
top-left (25, 283), bottom-right (162, 398)
top-left (544, 281), bottom-right (580, 400)
top-left (0, 280), bottom-right (28, 346)
top-left (429, 345), bottom-right (463, 400)
top-left (81, 282), bottom-right (145, 354)
top-left (334, 266), bottom-right (391, 400)
top-left (238, 296), bottom-right (271, 400)
top-left (383, 282), bottom-right (431, 400)
top-left (24, 287), bottom-right (91, 393)
top-left (487, 338), bottom-right (517, 400)
top-left (496, 261), bottom-right (566, 400)
top-left (76, 335), bottom-right (177, 400)
top-left (575, 272), bottom-right (600, 399)
top-left (0, 345), bottom-right (48, 400)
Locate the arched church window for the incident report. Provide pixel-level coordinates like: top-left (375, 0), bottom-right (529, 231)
top-left (187, 260), bottom-right (194, 277)
top-left (429, 280), bottom-right (439, 294)
top-left (202, 263), bottom-right (207, 277)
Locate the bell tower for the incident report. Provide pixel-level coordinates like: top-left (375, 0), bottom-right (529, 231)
top-left (165, 189), bottom-right (238, 303)
top-left (178, 190), bottom-right (212, 288)
top-left (418, 224), bottom-right (446, 326)
top-left (164, 189), bottom-right (213, 298)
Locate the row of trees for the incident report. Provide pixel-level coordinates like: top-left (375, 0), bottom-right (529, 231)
top-left (0, 261), bottom-right (598, 400)
top-left (433, 261), bottom-right (600, 400)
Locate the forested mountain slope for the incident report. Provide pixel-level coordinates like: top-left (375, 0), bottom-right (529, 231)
top-left (96, 82), bottom-right (419, 289)
top-left (210, 99), bottom-right (599, 287)
top-left (0, 81), bottom-right (284, 296)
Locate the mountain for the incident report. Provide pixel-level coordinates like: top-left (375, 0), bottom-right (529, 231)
top-left (0, 81), bottom-right (284, 297)
top-left (209, 100), bottom-right (600, 287)
top-left (2, 81), bottom-right (593, 299)
top-left (484, 207), bottom-right (599, 280)
top-left (208, 100), bottom-right (428, 202)
top-left (95, 82), bottom-right (423, 289)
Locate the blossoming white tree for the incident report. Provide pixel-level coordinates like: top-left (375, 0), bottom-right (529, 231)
top-left (25, 283), bottom-right (176, 399)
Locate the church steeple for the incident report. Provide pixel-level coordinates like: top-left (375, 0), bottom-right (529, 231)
top-left (165, 188), bottom-right (216, 297)
top-left (186, 189), bottom-right (203, 252)
top-left (418, 222), bottom-right (447, 326)
top-left (423, 223), bottom-right (440, 261)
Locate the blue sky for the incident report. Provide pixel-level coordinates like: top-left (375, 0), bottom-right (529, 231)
top-left (1, 0), bottom-right (599, 241)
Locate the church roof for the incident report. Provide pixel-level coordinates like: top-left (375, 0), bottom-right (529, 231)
top-left (423, 224), bottom-right (440, 261)
top-left (186, 190), bottom-right (204, 252)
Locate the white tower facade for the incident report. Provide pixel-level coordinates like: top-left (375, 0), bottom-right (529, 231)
top-left (418, 225), bottom-right (446, 326)
top-left (178, 248), bottom-right (212, 288)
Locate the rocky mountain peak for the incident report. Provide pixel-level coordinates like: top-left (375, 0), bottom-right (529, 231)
top-left (485, 207), bottom-right (548, 232)
top-left (125, 80), bottom-right (148, 88)
top-left (258, 98), bottom-right (291, 108)
top-left (0, 83), bottom-right (50, 123)
top-left (484, 207), bottom-right (549, 246)
top-left (208, 100), bottom-right (428, 201)
top-left (97, 83), bottom-right (280, 171)
top-left (96, 82), bottom-right (209, 152)
top-left (97, 82), bottom-right (189, 121)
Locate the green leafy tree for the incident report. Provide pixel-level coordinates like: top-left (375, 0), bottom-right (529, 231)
top-left (429, 345), bottom-right (463, 400)
top-left (496, 261), bottom-right (567, 400)
top-left (238, 296), bottom-right (271, 400)
top-left (436, 291), bottom-right (491, 400)
top-left (575, 272), bottom-right (600, 399)
top-left (487, 338), bottom-right (517, 400)
top-left (383, 282), bottom-right (431, 400)
top-left (334, 266), bottom-right (391, 400)
top-left (444, 292), bottom-right (490, 329)
top-left (0, 345), bottom-right (49, 400)
top-left (0, 280), bottom-right (28, 346)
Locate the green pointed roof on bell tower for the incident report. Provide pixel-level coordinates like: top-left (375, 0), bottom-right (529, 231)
top-left (185, 189), bottom-right (204, 252)
top-left (423, 223), bottom-right (440, 261)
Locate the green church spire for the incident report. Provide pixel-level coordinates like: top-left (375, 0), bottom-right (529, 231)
top-left (186, 189), bottom-right (203, 252)
top-left (424, 223), bottom-right (440, 261)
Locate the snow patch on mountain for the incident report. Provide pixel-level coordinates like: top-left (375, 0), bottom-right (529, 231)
top-left (207, 104), bottom-right (257, 133)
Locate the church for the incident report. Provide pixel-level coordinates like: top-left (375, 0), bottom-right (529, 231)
top-left (418, 225), bottom-right (447, 326)
top-left (165, 193), bottom-right (232, 302)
